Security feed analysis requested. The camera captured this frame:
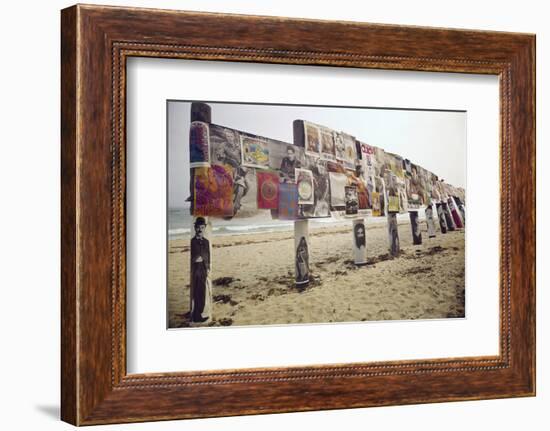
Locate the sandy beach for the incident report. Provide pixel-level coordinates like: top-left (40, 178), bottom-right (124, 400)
top-left (168, 218), bottom-right (465, 328)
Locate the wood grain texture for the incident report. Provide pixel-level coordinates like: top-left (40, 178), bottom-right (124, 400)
top-left (60, 4), bottom-right (536, 425)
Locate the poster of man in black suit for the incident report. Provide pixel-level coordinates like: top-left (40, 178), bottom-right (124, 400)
top-left (190, 217), bottom-right (211, 323)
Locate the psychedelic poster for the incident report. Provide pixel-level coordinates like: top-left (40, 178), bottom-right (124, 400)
top-left (256, 170), bottom-right (280, 209)
top-left (278, 182), bottom-right (299, 220)
top-left (193, 165), bottom-right (234, 217)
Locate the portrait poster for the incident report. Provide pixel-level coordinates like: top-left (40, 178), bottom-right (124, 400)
top-left (209, 124), bottom-right (242, 168)
top-left (345, 185), bottom-right (359, 215)
top-left (352, 218), bottom-right (367, 265)
top-left (268, 142), bottom-right (305, 183)
top-left (189, 216), bottom-right (213, 324)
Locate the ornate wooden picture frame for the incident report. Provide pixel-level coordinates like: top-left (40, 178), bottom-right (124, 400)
top-left (61, 4), bottom-right (535, 425)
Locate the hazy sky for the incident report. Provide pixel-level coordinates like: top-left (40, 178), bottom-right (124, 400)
top-left (168, 101), bottom-right (466, 208)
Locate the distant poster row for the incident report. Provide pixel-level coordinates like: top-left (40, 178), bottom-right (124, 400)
top-left (189, 120), bottom-right (465, 220)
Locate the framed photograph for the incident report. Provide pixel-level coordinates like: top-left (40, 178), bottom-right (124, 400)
top-left (61, 4), bottom-right (535, 426)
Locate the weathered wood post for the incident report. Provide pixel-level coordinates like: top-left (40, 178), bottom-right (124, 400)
top-left (294, 219), bottom-right (310, 289)
top-left (454, 196), bottom-right (466, 226)
top-left (448, 196), bottom-right (464, 228)
top-left (291, 120), bottom-right (313, 289)
top-left (436, 202), bottom-right (448, 234)
top-left (425, 203), bottom-right (437, 238)
top-left (189, 102), bottom-right (213, 325)
top-left (409, 211), bottom-right (422, 245)
top-left (352, 218), bottom-right (368, 265)
top-left (442, 201), bottom-right (456, 231)
top-left (387, 212), bottom-right (400, 257)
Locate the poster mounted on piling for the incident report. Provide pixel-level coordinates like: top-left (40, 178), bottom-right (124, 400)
top-left (189, 121), bottom-right (210, 167)
top-left (278, 182), bottom-right (299, 220)
top-left (352, 218), bottom-right (367, 265)
top-left (189, 216), bottom-right (213, 324)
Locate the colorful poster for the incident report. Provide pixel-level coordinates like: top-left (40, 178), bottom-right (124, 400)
top-left (345, 186), bottom-right (359, 215)
top-left (193, 165), bottom-right (234, 217)
top-left (295, 168), bottom-right (314, 205)
top-left (278, 182), bottom-right (299, 220)
top-left (241, 136), bottom-right (270, 169)
top-left (304, 121), bottom-right (320, 157)
top-left (448, 197), bottom-right (464, 228)
top-left (256, 171), bottom-right (280, 209)
top-left (189, 121), bottom-right (210, 167)
top-left (329, 172), bottom-right (347, 208)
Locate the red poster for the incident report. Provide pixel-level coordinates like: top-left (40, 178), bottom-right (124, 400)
top-left (256, 170), bottom-right (280, 209)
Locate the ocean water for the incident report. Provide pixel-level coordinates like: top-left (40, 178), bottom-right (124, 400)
top-left (168, 207), bottom-right (364, 240)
